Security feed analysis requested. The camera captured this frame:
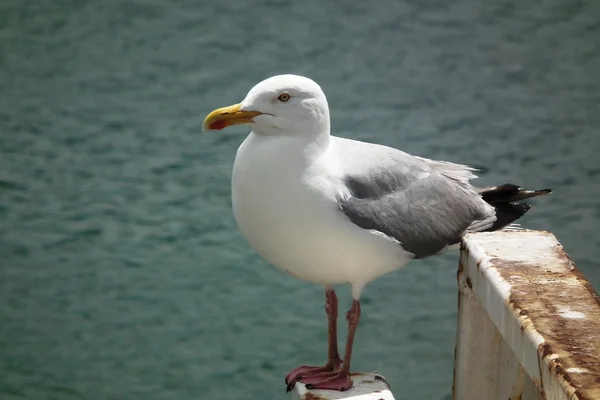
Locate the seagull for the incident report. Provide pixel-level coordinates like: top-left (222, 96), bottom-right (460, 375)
top-left (202, 74), bottom-right (551, 392)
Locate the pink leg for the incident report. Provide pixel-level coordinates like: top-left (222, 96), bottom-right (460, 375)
top-left (303, 300), bottom-right (361, 392)
top-left (285, 288), bottom-right (343, 391)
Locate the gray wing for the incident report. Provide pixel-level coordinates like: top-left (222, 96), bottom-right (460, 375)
top-left (336, 141), bottom-right (495, 259)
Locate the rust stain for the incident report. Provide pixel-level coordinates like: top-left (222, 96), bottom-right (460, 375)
top-left (476, 259), bottom-right (483, 270)
top-left (489, 238), bottom-right (600, 400)
top-left (453, 264), bottom-right (464, 400)
top-left (452, 321), bottom-right (458, 400)
top-left (373, 374), bottom-right (390, 389)
top-left (457, 258), bottom-right (464, 285)
top-left (303, 393), bottom-right (327, 400)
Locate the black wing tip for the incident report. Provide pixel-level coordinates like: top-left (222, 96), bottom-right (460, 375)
top-left (519, 188), bottom-right (553, 198)
top-left (479, 184), bottom-right (553, 205)
top-left (480, 186), bottom-right (551, 232)
top-left (493, 185), bottom-right (552, 194)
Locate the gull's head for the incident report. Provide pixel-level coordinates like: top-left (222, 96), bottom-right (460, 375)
top-left (203, 74), bottom-right (330, 137)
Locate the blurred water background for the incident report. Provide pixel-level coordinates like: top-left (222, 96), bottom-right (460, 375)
top-left (1, 0), bottom-right (599, 399)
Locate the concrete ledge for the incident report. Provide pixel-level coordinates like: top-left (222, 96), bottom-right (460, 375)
top-left (454, 230), bottom-right (600, 400)
top-left (292, 372), bottom-right (395, 400)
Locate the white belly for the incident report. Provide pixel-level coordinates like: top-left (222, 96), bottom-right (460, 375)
top-left (231, 133), bottom-right (412, 286)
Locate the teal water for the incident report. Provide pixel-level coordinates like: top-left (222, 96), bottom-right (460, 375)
top-left (1, 1), bottom-right (599, 399)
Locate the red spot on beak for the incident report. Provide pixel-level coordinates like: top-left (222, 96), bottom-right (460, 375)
top-left (209, 120), bottom-right (228, 130)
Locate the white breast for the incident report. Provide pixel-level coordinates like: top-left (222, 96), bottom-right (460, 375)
top-left (231, 133), bottom-right (413, 286)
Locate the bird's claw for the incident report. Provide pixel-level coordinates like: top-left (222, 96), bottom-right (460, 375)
top-left (285, 362), bottom-right (341, 391)
top-left (303, 371), bottom-right (353, 391)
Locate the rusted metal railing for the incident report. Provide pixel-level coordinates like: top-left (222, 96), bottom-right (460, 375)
top-left (454, 230), bottom-right (600, 400)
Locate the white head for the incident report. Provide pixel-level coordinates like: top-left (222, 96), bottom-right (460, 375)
top-left (203, 74), bottom-right (330, 137)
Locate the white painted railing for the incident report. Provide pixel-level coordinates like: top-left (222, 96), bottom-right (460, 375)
top-left (454, 230), bottom-right (600, 400)
top-left (292, 230), bottom-right (600, 400)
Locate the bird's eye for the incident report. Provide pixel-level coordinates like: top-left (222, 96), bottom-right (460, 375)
top-left (277, 93), bottom-right (291, 102)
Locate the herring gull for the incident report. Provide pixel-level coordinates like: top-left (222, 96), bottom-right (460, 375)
top-left (202, 74), bottom-right (551, 391)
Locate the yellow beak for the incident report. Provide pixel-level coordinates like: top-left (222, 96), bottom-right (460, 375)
top-left (202, 103), bottom-right (262, 131)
